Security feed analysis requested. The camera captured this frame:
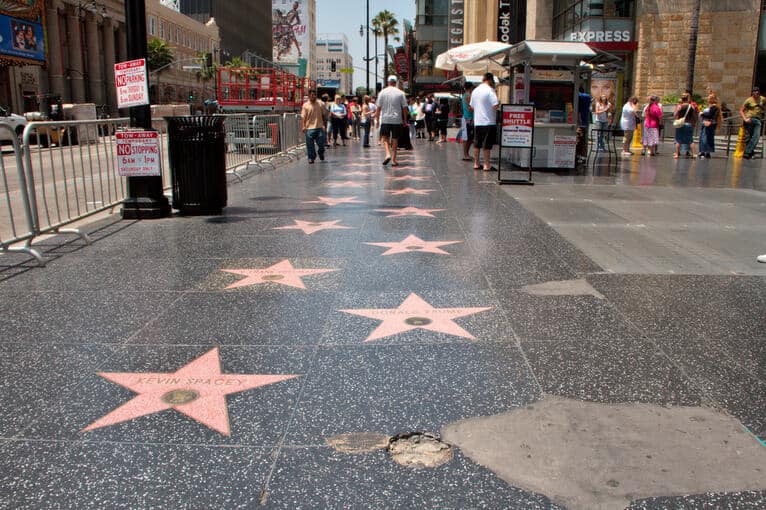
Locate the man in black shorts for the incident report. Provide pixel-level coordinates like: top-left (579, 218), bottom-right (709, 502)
top-left (469, 72), bottom-right (499, 171)
top-left (375, 75), bottom-right (409, 166)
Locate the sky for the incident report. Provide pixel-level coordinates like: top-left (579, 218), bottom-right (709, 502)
top-left (315, 0), bottom-right (416, 92)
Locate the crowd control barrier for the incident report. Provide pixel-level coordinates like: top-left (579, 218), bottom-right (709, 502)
top-left (2, 113), bottom-right (306, 267)
top-left (0, 123), bottom-right (44, 265)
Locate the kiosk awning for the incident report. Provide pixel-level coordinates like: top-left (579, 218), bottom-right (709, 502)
top-left (485, 40), bottom-right (597, 67)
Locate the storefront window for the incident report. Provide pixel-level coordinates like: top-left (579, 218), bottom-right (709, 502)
top-left (553, 0), bottom-right (634, 39)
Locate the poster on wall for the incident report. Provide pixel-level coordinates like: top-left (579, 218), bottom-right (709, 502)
top-left (0, 1), bottom-right (45, 65)
top-left (590, 71), bottom-right (618, 111)
top-left (273, 0), bottom-right (308, 64)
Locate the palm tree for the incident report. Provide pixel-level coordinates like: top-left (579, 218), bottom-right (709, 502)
top-left (372, 10), bottom-right (399, 84)
top-left (195, 51), bottom-right (216, 100)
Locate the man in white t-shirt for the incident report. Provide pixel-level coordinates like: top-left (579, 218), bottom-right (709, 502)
top-left (469, 72), bottom-right (499, 171)
top-left (375, 75), bottom-right (409, 166)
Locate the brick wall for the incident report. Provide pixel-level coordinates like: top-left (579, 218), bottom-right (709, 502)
top-left (634, 3), bottom-right (759, 108)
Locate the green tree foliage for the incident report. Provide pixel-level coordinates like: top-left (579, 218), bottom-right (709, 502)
top-left (147, 38), bottom-right (173, 72)
top-left (372, 10), bottom-right (399, 82)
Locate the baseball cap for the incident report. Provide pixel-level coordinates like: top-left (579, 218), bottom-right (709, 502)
top-left (387, 75), bottom-right (397, 83)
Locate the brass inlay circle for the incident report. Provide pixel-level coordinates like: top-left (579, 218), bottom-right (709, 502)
top-left (307, 222), bottom-right (323, 227)
top-left (406, 245), bottom-right (424, 250)
top-left (405, 317), bottom-right (432, 326)
top-left (161, 389), bottom-right (199, 405)
top-left (262, 274), bottom-right (285, 281)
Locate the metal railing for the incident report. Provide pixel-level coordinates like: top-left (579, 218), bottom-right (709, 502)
top-left (2, 112), bottom-right (306, 266)
top-left (0, 123), bottom-right (43, 265)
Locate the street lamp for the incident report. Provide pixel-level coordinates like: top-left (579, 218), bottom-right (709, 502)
top-left (361, 25), bottom-right (379, 94)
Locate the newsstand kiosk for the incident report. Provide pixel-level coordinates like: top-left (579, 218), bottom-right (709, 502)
top-left (501, 41), bottom-right (595, 174)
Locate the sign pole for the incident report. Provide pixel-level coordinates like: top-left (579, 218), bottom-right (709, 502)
top-left (121, 0), bottom-right (170, 219)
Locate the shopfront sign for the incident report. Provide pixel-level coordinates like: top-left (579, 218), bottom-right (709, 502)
top-left (497, 0), bottom-right (524, 45)
top-left (114, 59), bottom-right (149, 108)
top-left (116, 131), bottom-right (160, 177)
top-left (501, 105), bottom-right (534, 148)
top-left (531, 69), bottom-right (574, 82)
top-left (448, 0), bottom-right (464, 49)
top-left (568, 30), bottom-right (632, 43)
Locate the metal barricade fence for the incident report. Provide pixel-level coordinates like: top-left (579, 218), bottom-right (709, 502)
top-left (3, 113), bottom-right (307, 267)
top-left (21, 118), bottom-right (135, 246)
top-left (0, 123), bottom-right (44, 265)
top-left (220, 113), bottom-right (253, 171)
top-left (279, 113), bottom-right (304, 159)
top-left (252, 114), bottom-right (285, 168)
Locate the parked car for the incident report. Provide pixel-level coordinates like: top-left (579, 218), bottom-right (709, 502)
top-left (0, 105), bottom-right (27, 145)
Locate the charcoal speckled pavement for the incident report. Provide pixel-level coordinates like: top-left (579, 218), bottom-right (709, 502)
top-left (0, 141), bottom-right (764, 509)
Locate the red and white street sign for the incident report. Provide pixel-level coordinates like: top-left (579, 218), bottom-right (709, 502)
top-left (114, 58), bottom-right (149, 108)
top-left (116, 131), bottom-right (160, 177)
top-left (501, 105), bottom-right (534, 148)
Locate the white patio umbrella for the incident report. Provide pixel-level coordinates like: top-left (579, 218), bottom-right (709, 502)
top-left (434, 40), bottom-right (512, 74)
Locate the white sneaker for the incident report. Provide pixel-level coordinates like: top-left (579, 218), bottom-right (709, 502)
top-left (757, 254), bottom-right (766, 263)
top-left (621, 151), bottom-right (633, 156)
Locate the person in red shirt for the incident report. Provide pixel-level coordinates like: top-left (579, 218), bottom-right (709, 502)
top-left (641, 95), bottom-right (663, 156)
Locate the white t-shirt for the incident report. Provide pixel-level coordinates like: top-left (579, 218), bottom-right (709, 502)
top-left (469, 83), bottom-right (499, 126)
top-left (376, 86), bottom-right (408, 124)
top-left (620, 102), bottom-right (637, 131)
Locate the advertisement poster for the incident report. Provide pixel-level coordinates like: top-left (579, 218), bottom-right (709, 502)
top-left (549, 135), bottom-right (576, 168)
top-left (0, 13), bottom-right (45, 63)
top-left (590, 71), bottom-right (618, 109)
top-left (116, 131), bottom-right (160, 177)
top-left (501, 105), bottom-right (534, 148)
top-left (273, 0), bottom-right (308, 64)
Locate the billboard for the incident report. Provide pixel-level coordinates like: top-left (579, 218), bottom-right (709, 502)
top-left (317, 79), bottom-right (340, 89)
top-left (0, 13), bottom-right (45, 64)
top-left (273, 0), bottom-right (309, 64)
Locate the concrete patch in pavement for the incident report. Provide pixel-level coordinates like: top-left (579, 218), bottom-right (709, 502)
top-left (442, 396), bottom-right (766, 510)
top-left (522, 278), bottom-right (605, 299)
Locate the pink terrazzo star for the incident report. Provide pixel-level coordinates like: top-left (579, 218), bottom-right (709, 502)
top-left (326, 180), bottom-right (368, 188)
top-left (222, 260), bottom-right (337, 289)
top-left (386, 175), bottom-right (431, 181)
top-left (374, 206), bottom-right (445, 218)
top-left (385, 187), bottom-right (435, 196)
top-left (82, 348), bottom-right (299, 436)
top-left (302, 196), bottom-right (365, 206)
top-left (337, 170), bottom-right (373, 176)
top-left (340, 293), bottom-right (491, 342)
top-left (365, 234), bottom-right (462, 256)
top-left (274, 219), bottom-right (354, 235)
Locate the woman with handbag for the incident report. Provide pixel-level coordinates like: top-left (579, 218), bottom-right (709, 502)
top-left (673, 93), bottom-right (697, 159)
top-left (698, 93), bottom-right (722, 159)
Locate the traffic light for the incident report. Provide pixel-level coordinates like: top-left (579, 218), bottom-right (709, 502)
top-left (188, 90), bottom-right (194, 102)
top-left (331, 61), bottom-right (336, 72)
top-left (205, 53), bottom-right (212, 69)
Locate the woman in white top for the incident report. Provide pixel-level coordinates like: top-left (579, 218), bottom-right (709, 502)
top-left (414, 99), bottom-right (426, 139)
top-left (619, 96), bottom-right (640, 155)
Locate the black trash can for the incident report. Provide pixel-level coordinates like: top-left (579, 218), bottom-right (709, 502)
top-left (164, 115), bottom-right (227, 215)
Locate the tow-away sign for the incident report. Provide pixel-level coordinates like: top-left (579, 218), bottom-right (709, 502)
top-left (114, 59), bottom-right (149, 108)
top-left (116, 131), bottom-right (160, 176)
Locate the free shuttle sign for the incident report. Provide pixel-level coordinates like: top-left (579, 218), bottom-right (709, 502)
top-left (114, 59), bottom-right (149, 108)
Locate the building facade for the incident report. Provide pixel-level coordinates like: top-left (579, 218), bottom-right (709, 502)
top-left (461, 0), bottom-right (761, 110)
top-left (414, 0), bottom-right (450, 94)
top-left (316, 34), bottom-right (353, 94)
top-left (146, 0), bottom-right (220, 105)
top-left (179, 0), bottom-right (272, 63)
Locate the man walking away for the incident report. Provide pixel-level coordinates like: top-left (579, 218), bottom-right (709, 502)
top-left (740, 86), bottom-right (766, 159)
top-left (375, 75), bottom-right (409, 166)
top-left (301, 90), bottom-right (326, 163)
top-left (461, 82), bottom-right (475, 160)
top-left (469, 72), bottom-right (499, 171)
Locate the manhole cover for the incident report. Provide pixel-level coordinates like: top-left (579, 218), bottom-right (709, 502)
top-left (405, 317), bottom-right (432, 326)
top-left (261, 274), bottom-right (284, 281)
top-left (388, 432), bottom-right (452, 468)
top-left (406, 245), bottom-right (424, 250)
top-left (325, 432), bottom-right (391, 454)
top-left (161, 389), bottom-right (199, 405)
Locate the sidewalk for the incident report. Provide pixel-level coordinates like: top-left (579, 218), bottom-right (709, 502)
top-left (0, 139), bottom-right (764, 509)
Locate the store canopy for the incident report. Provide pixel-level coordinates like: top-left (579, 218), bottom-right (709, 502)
top-left (434, 41), bottom-right (512, 74)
